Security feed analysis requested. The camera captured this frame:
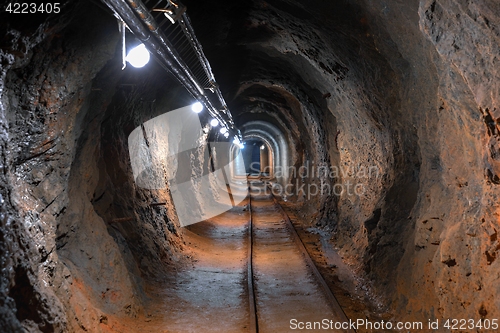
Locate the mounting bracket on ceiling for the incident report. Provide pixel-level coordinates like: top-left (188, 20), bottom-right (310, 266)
top-left (118, 19), bottom-right (127, 69)
top-left (152, 0), bottom-right (186, 24)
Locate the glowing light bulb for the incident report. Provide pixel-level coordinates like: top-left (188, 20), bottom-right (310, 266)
top-left (224, 132), bottom-right (229, 138)
top-left (210, 119), bottom-right (219, 127)
top-left (260, 145), bottom-right (265, 150)
top-left (126, 44), bottom-right (150, 68)
top-left (220, 127), bottom-right (227, 134)
top-left (233, 137), bottom-right (244, 149)
top-left (192, 102), bottom-right (203, 113)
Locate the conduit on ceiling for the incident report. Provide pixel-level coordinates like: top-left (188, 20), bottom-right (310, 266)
top-left (101, 0), bottom-right (242, 140)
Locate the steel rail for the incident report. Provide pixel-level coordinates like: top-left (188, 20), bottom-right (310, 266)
top-left (266, 183), bottom-right (356, 333)
top-left (247, 180), bottom-right (259, 333)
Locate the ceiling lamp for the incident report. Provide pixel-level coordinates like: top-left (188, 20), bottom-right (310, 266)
top-left (191, 102), bottom-right (203, 113)
top-left (233, 137), bottom-right (244, 149)
top-left (126, 44), bottom-right (150, 68)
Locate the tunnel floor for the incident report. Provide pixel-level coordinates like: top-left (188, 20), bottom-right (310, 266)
top-left (92, 184), bottom-right (392, 332)
top-left (251, 189), bottom-right (344, 332)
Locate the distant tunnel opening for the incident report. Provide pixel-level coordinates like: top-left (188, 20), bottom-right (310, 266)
top-left (241, 139), bottom-right (271, 176)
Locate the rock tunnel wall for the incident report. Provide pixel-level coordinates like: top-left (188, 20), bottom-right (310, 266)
top-left (0, 0), bottom-right (499, 331)
top-left (0, 4), bottom-right (130, 331)
top-left (189, 0), bottom-right (500, 322)
top-left (0, 3), bottom-right (202, 331)
top-left (357, 0), bottom-right (500, 321)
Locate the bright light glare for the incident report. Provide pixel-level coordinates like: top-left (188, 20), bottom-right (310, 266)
top-left (220, 127), bottom-right (228, 134)
top-left (192, 102), bottom-right (203, 113)
top-left (224, 132), bottom-right (229, 138)
top-left (210, 119), bottom-right (219, 127)
top-left (126, 44), bottom-right (150, 68)
top-left (260, 145), bottom-right (265, 150)
top-left (233, 137), bottom-right (244, 149)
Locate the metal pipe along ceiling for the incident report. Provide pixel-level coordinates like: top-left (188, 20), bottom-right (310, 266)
top-left (101, 0), bottom-right (241, 140)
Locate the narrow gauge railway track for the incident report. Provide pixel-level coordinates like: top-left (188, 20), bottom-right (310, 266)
top-left (246, 180), bottom-right (355, 333)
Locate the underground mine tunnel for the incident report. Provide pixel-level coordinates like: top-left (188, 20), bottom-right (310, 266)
top-left (0, 0), bottom-right (499, 332)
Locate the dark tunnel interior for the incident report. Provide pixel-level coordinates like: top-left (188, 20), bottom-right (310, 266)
top-left (0, 0), bottom-right (499, 332)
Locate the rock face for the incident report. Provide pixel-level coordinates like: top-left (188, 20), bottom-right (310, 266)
top-left (0, 0), bottom-right (499, 331)
top-left (0, 2), bottom-right (189, 331)
top-left (187, 0), bottom-right (500, 323)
